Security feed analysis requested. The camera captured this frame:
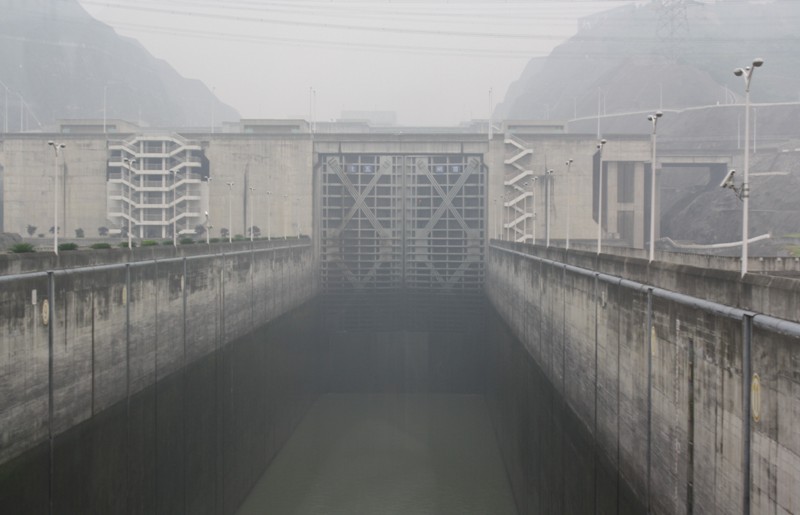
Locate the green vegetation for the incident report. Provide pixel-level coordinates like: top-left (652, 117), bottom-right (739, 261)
top-left (58, 243), bottom-right (79, 251)
top-left (234, 234), bottom-right (245, 241)
top-left (118, 241), bottom-right (136, 248)
top-left (179, 237), bottom-right (195, 245)
top-left (90, 243), bottom-right (112, 249)
top-left (788, 245), bottom-right (800, 257)
top-left (74, 228), bottom-right (85, 238)
top-left (9, 242), bottom-right (35, 253)
top-left (783, 233), bottom-right (800, 239)
top-left (209, 238), bottom-right (221, 243)
top-left (162, 240), bottom-right (173, 246)
top-left (141, 240), bottom-right (159, 247)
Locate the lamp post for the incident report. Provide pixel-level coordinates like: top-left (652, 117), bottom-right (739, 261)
top-left (282, 194), bottom-right (288, 239)
top-left (295, 197), bottom-right (301, 238)
top-left (266, 191), bottom-right (272, 240)
top-left (530, 177), bottom-right (538, 244)
top-left (171, 170), bottom-right (181, 247)
top-left (248, 186), bottom-right (256, 241)
top-left (545, 169), bottom-right (554, 247)
top-left (596, 139), bottom-right (607, 255)
top-left (647, 112), bottom-right (663, 262)
top-left (565, 159), bottom-right (573, 250)
top-left (492, 198), bottom-right (497, 239)
top-left (521, 181), bottom-right (529, 243)
top-left (47, 141), bottom-right (66, 255)
top-left (204, 211), bottom-right (210, 245)
top-left (123, 157), bottom-right (136, 250)
top-left (734, 58), bottom-right (764, 277)
top-left (226, 181), bottom-right (234, 243)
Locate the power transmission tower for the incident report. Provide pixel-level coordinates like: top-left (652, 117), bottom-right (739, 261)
top-left (656, 0), bottom-right (689, 60)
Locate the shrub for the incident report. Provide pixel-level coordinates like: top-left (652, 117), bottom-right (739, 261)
top-left (234, 234), bottom-right (245, 241)
top-left (26, 224), bottom-right (37, 236)
top-left (179, 237), bottom-right (195, 245)
top-left (58, 243), bottom-right (79, 251)
top-left (10, 242), bottom-right (35, 253)
top-left (75, 228), bottom-right (85, 238)
top-left (90, 243), bottom-right (112, 249)
top-left (162, 240), bottom-right (173, 246)
top-left (141, 240), bottom-right (159, 247)
top-left (118, 241), bottom-right (136, 248)
top-left (98, 226), bottom-right (109, 236)
top-left (209, 238), bottom-right (221, 243)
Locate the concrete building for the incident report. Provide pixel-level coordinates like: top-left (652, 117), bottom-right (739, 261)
top-left (0, 119), bottom-right (663, 250)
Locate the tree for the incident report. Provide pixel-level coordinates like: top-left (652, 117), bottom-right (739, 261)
top-left (26, 225), bottom-right (37, 237)
top-left (248, 226), bottom-right (261, 238)
top-left (220, 228), bottom-right (229, 239)
top-left (98, 226), bottom-right (109, 236)
top-left (75, 228), bottom-right (85, 238)
top-left (49, 226), bottom-right (60, 235)
top-left (194, 224), bottom-right (206, 237)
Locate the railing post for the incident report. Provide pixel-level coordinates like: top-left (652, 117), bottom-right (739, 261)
top-left (742, 313), bottom-right (753, 515)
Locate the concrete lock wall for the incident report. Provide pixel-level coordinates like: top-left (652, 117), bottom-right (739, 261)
top-left (0, 240), bottom-right (319, 469)
top-left (486, 241), bottom-right (800, 515)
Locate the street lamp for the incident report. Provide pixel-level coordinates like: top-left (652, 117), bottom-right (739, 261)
top-left (123, 157), bottom-right (136, 250)
top-left (647, 111), bottom-right (663, 262)
top-left (248, 186), bottom-right (256, 241)
top-left (733, 57), bottom-right (764, 277)
top-left (266, 190), bottom-right (272, 240)
top-left (204, 211), bottom-right (210, 245)
top-left (530, 177), bottom-right (538, 243)
top-left (171, 170), bottom-right (181, 247)
top-left (545, 169), bottom-right (554, 247)
top-left (282, 194), bottom-right (288, 239)
top-left (565, 159), bottom-right (573, 250)
top-left (596, 139), bottom-right (607, 255)
top-left (522, 181), bottom-right (529, 243)
top-left (47, 141), bottom-right (66, 255)
top-left (295, 197), bottom-right (301, 237)
top-left (226, 181), bottom-right (234, 243)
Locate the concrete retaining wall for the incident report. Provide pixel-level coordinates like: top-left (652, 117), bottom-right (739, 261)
top-left (0, 240), bottom-right (319, 468)
top-left (486, 241), bottom-right (800, 514)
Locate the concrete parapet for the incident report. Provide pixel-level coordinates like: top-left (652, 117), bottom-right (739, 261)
top-left (486, 242), bottom-right (800, 515)
top-left (0, 240), bottom-right (319, 467)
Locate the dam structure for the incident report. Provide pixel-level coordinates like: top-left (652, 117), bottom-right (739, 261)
top-left (1, 122), bottom-right (799, 514)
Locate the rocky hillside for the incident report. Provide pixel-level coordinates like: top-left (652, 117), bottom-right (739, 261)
top-left (497, 0), bottom-right (800, 121)
top-left (0, 0), bottom-right (238, 130)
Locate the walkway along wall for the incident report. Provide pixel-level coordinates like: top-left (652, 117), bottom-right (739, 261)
top-left (486, 241), bottom-right (800, 515)
top-left (0, 240), bottom-right (320, 513)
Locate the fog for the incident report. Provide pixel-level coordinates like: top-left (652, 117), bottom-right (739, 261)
top-left (78, 0), bottom-right (629, 126)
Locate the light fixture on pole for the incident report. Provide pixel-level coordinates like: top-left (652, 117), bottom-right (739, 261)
top-left (565, 159), bottom-right (573, 250)
top-left (647, 111), bottom-right (663, 262)
top-left (204, 211), bottom-right (210, 245)
top-left (172, 170), bottom-right (181, 247)
top-left (123, 157), bottom-right (136, 250)
top-left (521, 181), bottom-right (529, 243)
top-left (295, 197), bottom-right (301, 238)
top-left (282, 194), bottom-right (288, 239)
top-left (492, 198), bottom-right (497, 239)
top-left (531, 177), bottom-right (538, 244)
top-left (47, 141), bottom-right (66, 255)
top-left (226, 181), bottom-right (234, 243)
top-left (248, 186), bottom-right (256, 241)
top-left (266, 190), bottom-right (272, 240)
top-left (733, 57), bottom-right (764, 277)
top-left (545, 169), bottom-right (554, 247)
top-left (596, 139), bottom-right (607, 255)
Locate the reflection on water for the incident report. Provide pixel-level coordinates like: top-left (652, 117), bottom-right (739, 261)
top-left (236, 393), bottom-right (517, 515)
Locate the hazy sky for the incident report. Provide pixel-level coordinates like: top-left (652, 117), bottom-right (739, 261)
top-left (78, 0), bottom-right (630, 126)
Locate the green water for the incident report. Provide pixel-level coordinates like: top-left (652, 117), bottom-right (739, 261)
top-left (236, 393), bottom-right (517, 515)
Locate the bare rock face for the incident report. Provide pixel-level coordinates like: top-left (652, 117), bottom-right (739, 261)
top-left (0, 0), bottom-right (239, 130)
